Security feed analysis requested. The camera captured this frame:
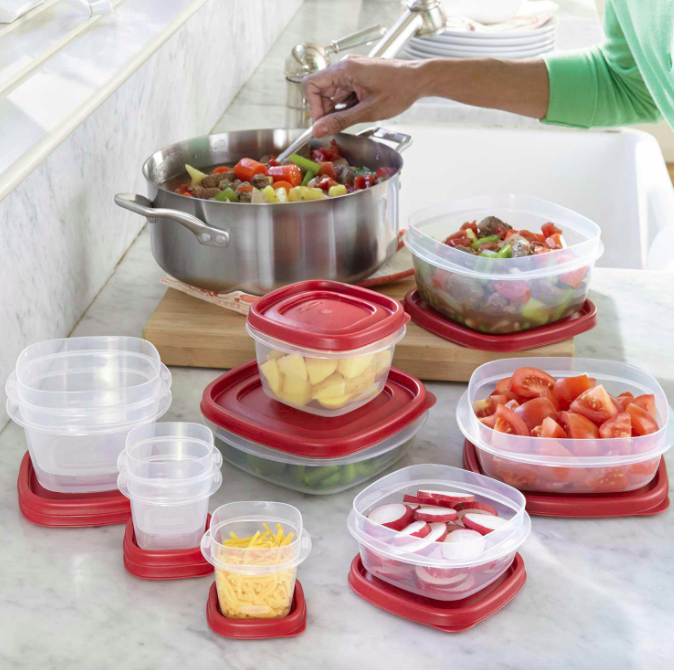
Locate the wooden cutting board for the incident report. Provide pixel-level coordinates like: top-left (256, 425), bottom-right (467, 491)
top-left (142, 278), bottom-right (574, 382)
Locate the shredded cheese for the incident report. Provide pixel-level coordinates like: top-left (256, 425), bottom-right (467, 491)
top-left (215, 523), bottom-right (297, 619)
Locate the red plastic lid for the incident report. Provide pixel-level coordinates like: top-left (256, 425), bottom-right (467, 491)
top-left (462, 440), bottom-right (670, 518)
top-left (17, 451), bottom-right (131, 527)
top-left (247, 280), bottom-right (409, 351)
top-left (206, 580), bottom-right (306, 639)
top-left (201, 362), bottom-right (436, 458)
top-left (348, 553), bottom-right (526, 632)
top-left (123, 516), bottom-right (214, 580)
top-left (404, 290), bottom-right (597, 352)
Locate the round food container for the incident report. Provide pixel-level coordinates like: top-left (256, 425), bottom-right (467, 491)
top-left (246, 280), bottom-right (409, 416)
top-left (457, 358), bottom-right (672, 494)
top-left (201, 501), bottom-right (312, 619)
top-left (201, 362), bottom-right (435, 494)
top-left (347, 464), bottom-right (531, 601)
top-left (405, 195), bottom-right (604, 335)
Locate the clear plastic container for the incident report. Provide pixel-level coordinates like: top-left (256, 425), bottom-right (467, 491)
top-left (207, 411), bottom-right (428, 495)
top-left (348, 464), bottom-right (531, 601)
top-left (405, 195), bottom-right (604, 334)
top-left (201, 502), bottom-right (312, 619)
top-left (118, 466), bottom-right (221, 551)
top-left (457, 357), bottom-right (673, 494)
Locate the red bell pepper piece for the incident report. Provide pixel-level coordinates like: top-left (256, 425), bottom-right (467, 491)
top-left (233, 158), bottom-right (267, 182)
top-left (211, 166), bottom-right (232, 174)
top-left (354, 174), bottom-right (375, 190)
top-left (268, 164), bottom-right (302, 187)
top-left (318, 162), bottom-right (337, 180)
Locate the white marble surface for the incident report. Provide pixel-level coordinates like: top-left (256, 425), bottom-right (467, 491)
top-left (0, 0), bottom-right (303, 427)
top-left (0, 226), bottom-right (672, 670)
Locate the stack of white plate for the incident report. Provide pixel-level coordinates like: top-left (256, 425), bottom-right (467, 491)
top-left (401, 18), bottom-right (557, 60)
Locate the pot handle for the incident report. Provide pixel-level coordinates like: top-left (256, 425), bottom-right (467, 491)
top-left (356, 127), bottom-right (413, 154)
top-left (114, 193), bottom-right (230, 249)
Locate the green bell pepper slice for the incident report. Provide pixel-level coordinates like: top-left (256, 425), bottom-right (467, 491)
top-left (214, 187), bottom-right (238, 202)
top-left (471, 234), bottom-right (500, 250)
top-left (304, 465), bottom-right (340, 487)
top-left (551, 287), bottom-right (576, 321)
top-left (496, 244), bottom-right (512, 258)
top-left (521, 298), bottom-right (551, 326)
top-left (301, 169), bottom-right (315, 186)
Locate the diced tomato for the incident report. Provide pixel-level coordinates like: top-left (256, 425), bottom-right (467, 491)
top-left (311, 149), bottom-right (328, 163)
top-left (354, 174), bottom-right (376, 190)
top-left (268, 159), bottom-right (280, 167)
top-left (478, 242), bottom-right (499, 252)
top-left (587, 468), bottom-right (629, 493)
top-left (504, 229), bottom-right (518, 239)
top-left (626, 403), bottom-right (659, 435)
top-left (519, 230), bottom-right (545, 244)
top-left (494, 224), bottom-right (511, 239)
top-left (175, 183), bottom-right (191, 195)
top-left (489, 395), bottom-right (510, 406)
top-left (237, 184), bottom-right (253, 193)
top-left (559, 411), bottom-right (600, 440)
top-left (492, 458), bottom-right (538, 489)
top-left (514, 397), bottom-right (559, 431)
top-left (539, 416), bottom-right (568, 439)
top-left (495, 378), bottom-right (512, 394)
top-left (491, 389), bottom-right (525, 404)
top-left (375, 167), bottom-right (396, 181)
top-left (599, 412), bottom-right (631, 439)
top-left (182, 191), bottom-right (194, 197)
top-left (538, 388), bottom-right (561, 411)
top-left (473, 398), bottom-right (497, 418)
top-left (631, 394), bottom-right (657, 419)
top-left (233, 158), bottom-right (267, 182)
top-left (588, 377), bottom-right (596, 387)
top-left (316, 176), bottom-right (338, 191)
top-left (614, 392), bottom-right (634, 411)
top-left (570, 385), bottom-right (619, 424)
top-left (493, 404), bottom-right (530, 436)
top-left (545, 233), bottom-right (566, 250)
top-left (460, 221), bottom-right (478, 235)
top-left (447, 236), bottom-right (472, 248)
top-left (272, 180), bottom-right (294, 193)
top-left (479, 414), bottom-right (498, 429)
top-left (509, 367), bottom-right (556, 398)
top-left (533, 439), bottom-right (579, 483)
top-left (211, 166), bottom-right (232, 174)
top-left (505, 399), bottom-right (520, 410)
top-left (559, 266), bottom-right (587, 288)
top-left (531, 425), bottom-right (543, 437)
top-left (552, 374), bottom-right (594, 411)
top-left (627, 458), bottom-right (659, 476)
top-left (541, 222), bottom-right (563, 238)
top-left (318, 162), bottom-right (338, 180)
top-left (268, 164), bottom-right (302, 187)
top-left (494, 280), bottom-right (530, 305)
top-left (533, 246), bottom-right (553, 255)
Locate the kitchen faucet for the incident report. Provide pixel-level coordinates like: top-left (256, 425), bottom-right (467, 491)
top-left (284, 0), bottom-right (446, 129)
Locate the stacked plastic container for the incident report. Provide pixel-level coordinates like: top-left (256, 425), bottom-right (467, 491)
top-left (5, 337), bottom-right (172, 493)
top-left (117, 423), bottom-right (222, 550)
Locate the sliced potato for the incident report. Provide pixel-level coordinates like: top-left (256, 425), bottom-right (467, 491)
top-left (277, 354), bottom-right (308, 381)
top-left (344, 366), bottom-right (376, 395)
top-left (260, 359), bottom-right (284, 395)
top-left (305, 357), bottom-right (338, 385)
top-left (267, 349), bottom-right (285, 361)
top-left (280, 375), bottom-right (312, 406)
top-left (373, 350), bottom-right (393, 378)
top-left (311, 372), bottom-right (345, 400)
top-left (317, 394), bottom-right (354, 409)
top-left (337, 354), bottom-right (374, 379)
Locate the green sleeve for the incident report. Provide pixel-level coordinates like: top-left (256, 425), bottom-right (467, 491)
top-left (542, 1), bottom-right (661, 128)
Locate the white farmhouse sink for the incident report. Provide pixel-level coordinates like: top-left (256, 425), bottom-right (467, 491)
top-left (387, 124), bottom-right (674, 270)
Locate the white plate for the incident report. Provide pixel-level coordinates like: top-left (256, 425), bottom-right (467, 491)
top-left (436, 17), bottom-right (557, 40)
top-left (403, 43), bottom-right (554, 60)
top-left (416, 28), bottom-right (556, 48)
top-left (410, 34), bottom-right (555, 54)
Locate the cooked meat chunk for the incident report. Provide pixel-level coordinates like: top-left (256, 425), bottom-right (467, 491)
top-left (237, 190), bottom-right (252, 203)
top-left (335, 164), bottom-right (356, 186)
top-left (477, 216), bottom-right (512, 238)
top-left (449, 275), bottom-right (484, 308)
top-left (200, 172), bottom-right (231, 188)
top-left (250, 174), bottom-right (273, 189)
top-left (190, 186), bottom-right (221, 199)
top-left (229, 179), bottom-right (242, 192)
top-left (533, 279), bottom-right (569, 305)
top-left (482, 293), bottom-right (518, 315)
top-left (454, 245), bottom-right (477, 255)
top-left (510, 237), bottom-right (531, 258)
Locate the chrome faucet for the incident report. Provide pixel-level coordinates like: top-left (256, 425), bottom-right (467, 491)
top-left (284, 0), bottom-right (446, 128)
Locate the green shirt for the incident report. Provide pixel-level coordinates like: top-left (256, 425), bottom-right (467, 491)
top-left (543, 0), bottom-right (672, 128)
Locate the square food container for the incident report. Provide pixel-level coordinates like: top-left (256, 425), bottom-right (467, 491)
top-left (457, 358), bottom-right (673, 494)
top-left (246, 280), bottom-right (409, 416)
top-left (347, 464), bottom-right (531, 602)
top-left (201, 362), bottom-right (435, 494)
top-left (405, 195), bottom-right (604, 335)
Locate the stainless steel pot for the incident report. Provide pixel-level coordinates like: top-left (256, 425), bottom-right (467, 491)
top-left (115, 127), bottom-right (412, 294)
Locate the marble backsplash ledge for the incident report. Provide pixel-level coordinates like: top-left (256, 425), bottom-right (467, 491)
top-left (0, 0), bottom-right (304, 428)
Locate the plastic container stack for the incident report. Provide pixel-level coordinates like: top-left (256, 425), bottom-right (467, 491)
top-left (5, 336), bottom-right (172, 493)
top-left (117, 422), bottom-right (222, 550)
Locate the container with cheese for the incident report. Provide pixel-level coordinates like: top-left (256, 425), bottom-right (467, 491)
top-left (201, 501), bottom-right (312, 619)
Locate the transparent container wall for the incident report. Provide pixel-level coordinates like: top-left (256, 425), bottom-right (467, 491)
top-left (360, 545), bottom-right (516, 602)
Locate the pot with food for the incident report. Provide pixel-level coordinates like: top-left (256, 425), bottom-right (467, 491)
top-left (115, 127), bottom-right (410, 294)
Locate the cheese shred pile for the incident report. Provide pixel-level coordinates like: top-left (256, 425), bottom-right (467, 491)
top-left (215, 523), bottom-right (297, 619)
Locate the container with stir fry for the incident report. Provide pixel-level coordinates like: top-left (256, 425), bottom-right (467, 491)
top-left (201, 502), bottom-right (312, 620)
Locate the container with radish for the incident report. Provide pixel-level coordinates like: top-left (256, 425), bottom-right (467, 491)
top-left (347, 465), bottom-right (531, 601)
top-left (456, 358), bottom-right (673, 494)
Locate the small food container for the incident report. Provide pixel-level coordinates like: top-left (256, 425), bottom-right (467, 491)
top-left (405, 195), bottom-right (604, 334)
top-left (201, 501), bottom-right (312, 620)
top-left (457, 358), bottom-right (673, 494)
top-left (5, 337), bottom-right (172, 494)
top-left (246, 280), bottom-right (409, 416)
top-left (117, 422), bottom-right (222, 551)
top-left (347, 464), bottom-right (531, 602)
top-left (201, 362), bottom-right (435, 494)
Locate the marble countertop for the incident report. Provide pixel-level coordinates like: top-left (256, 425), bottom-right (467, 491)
top-left (0, 228), bottom-right (672, 669)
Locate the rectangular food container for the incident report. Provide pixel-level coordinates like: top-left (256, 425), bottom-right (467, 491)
top-left (457, 358), bottom-right (672, 494)
top-left (405, 194), bottom-right (603, 335)
top-left (246, 280), bottom-right (409, 417)
top-left (348, 464), bottom-right (531, 601)
top-left (201, 362), bottom-right (435, 494)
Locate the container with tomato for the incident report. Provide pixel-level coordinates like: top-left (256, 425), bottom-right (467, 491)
top-left (405, 195), bottom-right (604, 335)
top-left (456, 358), bottom-right (672, 494)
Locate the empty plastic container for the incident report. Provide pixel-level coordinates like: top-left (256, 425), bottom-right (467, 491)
top-left (457, 357), bottom-right (673, 494)
top-left (201, 502), bottom-right (312, 619)
top-left (348, 464), bottom-right (531, 601)
top-left (405, 195), bottom-right (604, 334)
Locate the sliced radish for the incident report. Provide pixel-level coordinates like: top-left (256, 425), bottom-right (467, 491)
top-left (403, 494), bottom-right (443, 507)
top-left (463, 514), bottom-right (509, 535)
top-left (445, 522), bottom-right (464, 533)
top-left (414, 565), bottom-right (469, 590)
top-left (417, 490), bottom-right (476, 506)
top-left (414, 506), bottom-right (458, 523)
top-left (393, 522), bottom-right (448, 555)
top-left (403, 502), bottom-right (420, 511)
top-left (399, 521), bottom-right (431, 539)
top-left (444, 573), bottom-right (477, 594)
top-left (426, 521), bottom-right (449, 544)
top-left (441, 529), bottom-right (486, 560)
top-left (455, 501), bottom-right (498, 518)
top-left (367, 503), bottom-right (414, 531)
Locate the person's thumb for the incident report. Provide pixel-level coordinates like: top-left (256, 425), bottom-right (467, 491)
top-left (312, 101), bottom-right (371, 138)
